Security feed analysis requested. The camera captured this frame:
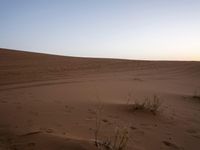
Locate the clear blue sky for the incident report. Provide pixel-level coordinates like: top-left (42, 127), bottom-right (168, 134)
top-left (0, 0), bottom-right (200, 60)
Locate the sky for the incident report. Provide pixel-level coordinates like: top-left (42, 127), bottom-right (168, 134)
top-left (0, 0), bottom-right (200, 61)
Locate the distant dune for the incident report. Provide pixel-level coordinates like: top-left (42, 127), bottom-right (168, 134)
top-left (1, 48), bottom-right (200, 86)
top-left (0, 48), bottom-right (200, 150)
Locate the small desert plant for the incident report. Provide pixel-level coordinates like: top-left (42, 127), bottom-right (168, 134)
top-left (94, 127), bottom-right (129, 150)
top-left (98, 127), bottom-right (129, 150)
top-left (132, 95), bottom-right (161, 114)
top-left (94, 102), bottom-right (103, 147)
top-left (93, 102), bottom-right (129, 150)
top-left (110, 127), bottom-right (129, 150)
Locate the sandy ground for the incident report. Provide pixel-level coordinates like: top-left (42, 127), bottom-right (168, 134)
top-left (0, 48), bottom-right (200, 150)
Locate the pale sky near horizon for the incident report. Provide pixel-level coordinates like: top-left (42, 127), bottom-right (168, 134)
top-left (0, 0), bottom-right (200, 61)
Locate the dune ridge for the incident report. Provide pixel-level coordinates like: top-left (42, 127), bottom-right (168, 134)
top-left (1, 48), bottom-right (200, 86)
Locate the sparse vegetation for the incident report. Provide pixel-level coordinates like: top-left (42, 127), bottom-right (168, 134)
top-left (97, 127), bottom-right (129, 150)
top-left (93, 102), bottom-right (129, 150)
top-left (132, 95), bottom-right (161, 114)
top-left (93, 94), bottom-right (161, 149)
top-left (94, 102), bottom-right (103, 147)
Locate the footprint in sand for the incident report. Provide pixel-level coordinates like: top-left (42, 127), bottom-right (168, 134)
top-left (85, 116), bottom-right (95, 121)
top-left (133, 78), bottom-right (143, 81)
top-left (45, 128), bottom-right (54, 133)
top-left (162, 140), bottom-right (183, 150)
top-left (186, 128), bottom-right (197, 134)
top-left (10, 142), bottom-right (36, 150)
top-left (64, 105), bottom-right (74, 113)
top-left (39, 127), bottom-right (54, 134)
top-left (20, 131), bottom-right (42, 137)
top-left (108, 115), bottom-right (119, 119)
top-left (1, 100), bottom-right (7, 103)
top-left (192, 135), bottom-right (200, 139)
top-left (87, 108), bottom-right (96, 114)
top-left (130, 126), bottom-right (137, 130)
top-left (102, 118), bottom-right (113, 125)
top-left (29, 111), bottom-right (39, 116)
top-left (140, 123), bottom-right (152, 130)
top-left (186, 128), bottom-right (200, 139)
top-left (102, 119), bottom-right (109, 123)
top-left (27, 142), bottom-right (36, 147)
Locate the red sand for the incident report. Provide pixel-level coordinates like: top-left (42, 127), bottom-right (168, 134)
top-left (0, 48), bottom-right (200, 150)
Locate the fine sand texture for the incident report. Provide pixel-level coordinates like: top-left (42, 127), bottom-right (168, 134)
top-left (0, 48), bottom-right (200, 150)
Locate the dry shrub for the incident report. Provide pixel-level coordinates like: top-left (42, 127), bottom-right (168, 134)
top-left (132, 95), bottom-right (161, 114)
top-left (94, 102), bottom-right (129, 150)
top-left (94, 102), bottom-right (103, 147)
top-left (96, 127), bottom-right (129, 150)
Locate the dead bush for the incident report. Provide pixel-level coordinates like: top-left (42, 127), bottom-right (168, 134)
top-left (132, 95), bottom-right (161, 114)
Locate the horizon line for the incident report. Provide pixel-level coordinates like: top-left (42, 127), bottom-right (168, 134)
top-left (1, 47), bottom-right (199, 62)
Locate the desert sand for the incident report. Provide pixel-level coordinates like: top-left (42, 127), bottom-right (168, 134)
top-left (0, 48), bottom-right (200, 150)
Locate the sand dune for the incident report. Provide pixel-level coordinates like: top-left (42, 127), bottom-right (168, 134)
top-left (0, 48), bottom-right (200, 150)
